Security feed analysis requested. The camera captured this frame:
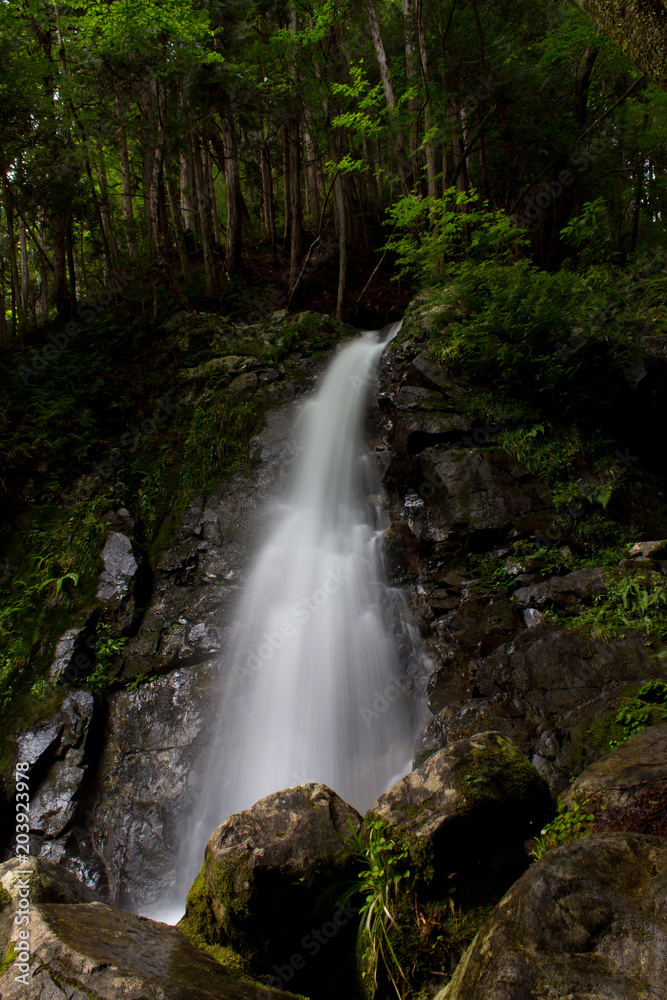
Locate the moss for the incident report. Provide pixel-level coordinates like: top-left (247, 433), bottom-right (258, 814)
top-left (0, 885), bottom-right (11, 909)
top-left (585, 685), bottom-right (645, 751)
top-left (0, 941), bottom-right (16, 977)
top-left (179, 862), bottom-right (225, 947)
top-left (454, 734), bottom-right (546, 809)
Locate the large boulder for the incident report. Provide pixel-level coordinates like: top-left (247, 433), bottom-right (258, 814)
top-left (184, 783), bottom-right (362, 998)
top-left (0, 858), bottom-right (290, 1000)
top-left (369, 732), bottom-right (552, 902)
top-left (560, 722), bottom-right (667, 837)
top-left (437, 833), bottom-right (667, 1000)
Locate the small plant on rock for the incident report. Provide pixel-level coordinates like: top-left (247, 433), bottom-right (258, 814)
top-left (343, 818), bottom-right (410, 999)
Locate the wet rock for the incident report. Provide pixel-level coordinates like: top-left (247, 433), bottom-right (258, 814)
top-left (48, 628), bottom-right (82, 680)
top-left (437, 833), bottom-right (667, 1000)
top-left (513, 566), bottom-right (607, 610)
top-left (560, 723), bottom-right (667, 837)
top-left (186, 783), bottom-right (361, 995)
top-left (97, 530), bottom-right (138, 600)
top-left (628, 539), bottom-right (667, 559)
top-left (405, 351), bottom-right (467, 398)
top-left (419, 446), bottom-right (538, 535)
top-left (0, 856), bottom-right (98, 905)
top-left (0, 860), bottom-right (289, 1000)
top-left (417, 626), bottom-right (667, 793)
top-left (90, 664), bottom-right (218, 910)
top-left (11, 691), bottom-right (94, 849)
top-left (228, 371), bottom-right (258, 397)
top-left (370, 732), bottom-right (551, 898)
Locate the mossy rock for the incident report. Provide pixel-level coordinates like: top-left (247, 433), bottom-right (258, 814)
top-left (187, 783), bottom-right (362, 999)
top-left (368, 732), bottom-right (553, 904)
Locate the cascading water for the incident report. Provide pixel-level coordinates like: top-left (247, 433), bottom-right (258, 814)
top-left (163, 325), bottom-right (425, 916)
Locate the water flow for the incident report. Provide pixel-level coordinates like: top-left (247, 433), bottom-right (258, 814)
top-left (174, 327), bottom-right (421, 908)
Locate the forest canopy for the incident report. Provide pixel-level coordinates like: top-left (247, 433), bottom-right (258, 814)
top-left (0, 0), bottom-right (666, 336)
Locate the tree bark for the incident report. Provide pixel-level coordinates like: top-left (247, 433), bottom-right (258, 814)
top-left (366, 0), bottom-right (412, 194)
top-left (218, 107), bottom-right (243, 275)
top-left (417, 0), bottom-right (438, 199)
top-left (574, 0), bottom-right (667, 90)
top-left (118, 122), bottom-right (138, 259)
top-left (165, 171), bottom-right (191, 281)
top-left (192, 135), bottom-right (215, 293)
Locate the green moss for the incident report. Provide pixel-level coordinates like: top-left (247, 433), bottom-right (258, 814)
top-left (454, 734), bottom-right (546, 809)
top-left (0, 941), bottom-right (16, 976)
top-left (0, 885), bottom-right (11, 909)
top-left (179, 862), bottom-right (225, 947)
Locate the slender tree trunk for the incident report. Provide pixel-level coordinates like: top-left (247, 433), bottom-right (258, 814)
top-left (165, 171), bottom-right (191, 281)
top-left (180, 149), bottom-right (196, 231)
top-left (417, 0), bottom-right (438, 199)
top-left (19, 213), bottom-right (29, 337)
top-left (192, 135), bottom-right (214, 293)
top-left (96, 144), bottom-right (119, 268)
top-left (304, 125), bottom-right (320, 223)
top-left (402, 0), bottom-right (421, 180)
top-left (203, 140), bottom-right (222, 245)
top-left (2, 172), bottom-right (22, 336)
top-left (51, 212), bottom-right (70, 317)
top-left (118, 122), bottom-right (138, 259)
top-left (66, 211), bottom-right (76, 304)
top-left (365, 0), bottom-right (412, 194)
top-left (218, 107), bottom-right (243, 275)
top-left (259, 128), bottom-right (277, 255)
top-left (282, 124), bottom-right (291, 245)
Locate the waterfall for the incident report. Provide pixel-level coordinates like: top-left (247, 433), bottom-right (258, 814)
top-left (157, 326), bottom-right (425, 919)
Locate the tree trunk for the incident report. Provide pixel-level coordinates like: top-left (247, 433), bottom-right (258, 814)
top-left (96, 144), bottom-right (119, 268)
top-left (574, 0), bottom-right (667, 90)
top-left (19, 213), bottom-right (29, 337)
top-left (180, 149), bottom-right (197, 232)
top-left (2, 173), bottom-right (22, 336)
top-left (118, 122), bottom-right (138, 259)
top-left (259, 128), bottom-right (277, 255)
top-left (203, 140), bottom-right (222, 245)
top-left (365, 0), bottom-right (412, 194)
top-left (402, 0), bottom-right (421, 179)
top-left (219, 107), bottom-right (243, 275)
top-left (165, 172), bottom-right (191, 281)
top-left (192, 135), bottom-right (215, 293)
top-left (417, 0), bottom-right (438, 199)
top-left (51, 212), bottom-right (71, 318)
top-left (282, 124), bottom-right (292, 244)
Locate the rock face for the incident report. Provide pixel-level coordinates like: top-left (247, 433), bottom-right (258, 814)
top-left (90, 663), bottom-right (220, 909)
top-left (437, 833), bottom-right (667, 1000)
top-left (185, 783), bottom-right (362, 998)
top-left (369, 732), bottom-right (552, 900)
top-left (415, 626), bottom-right (665, 793)
top-left (0, 859), bottom-right (290, 1000)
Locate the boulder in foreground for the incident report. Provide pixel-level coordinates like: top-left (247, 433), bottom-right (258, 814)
top-left (436, 832), bottom-right (667, 1000)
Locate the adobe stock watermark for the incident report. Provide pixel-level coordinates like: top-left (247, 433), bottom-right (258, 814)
top-left (13, 761), bottom-right (31, 987)
top-left (231, 567), bottom-right (352, 681)
top-left (360, 676), bottom-right (413, 727)
top-left (17, 268), bottom-right (133, 386)
top-left (513, 120), bottom-right (626, 229)
top-left (268, 898), bottom-right (359, 990)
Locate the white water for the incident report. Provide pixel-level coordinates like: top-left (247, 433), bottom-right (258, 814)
top-left (157, 326), bottom-right (424, 920)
